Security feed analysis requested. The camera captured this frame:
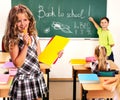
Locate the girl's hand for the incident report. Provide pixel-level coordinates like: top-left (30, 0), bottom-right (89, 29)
top-left (23, 34), bottom-right (30, 46)
top-left (103, 77), bottom-right (117, 84)
top-left (102, 78), bottom-right (117, 92)
top-left (58, 50), bottom-right (64, 58)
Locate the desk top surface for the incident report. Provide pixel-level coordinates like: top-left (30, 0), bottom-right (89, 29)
top-left (0, 76), bottom-right (13, 89)
top-left (40, 63), bottom-right (51, 69)
top-left (72, 60), bottom-right (119, 71)
top-left (0, 52), bottom-right (10, 63)
top-left (81, 75), bottom-right (118, 91)
top-left (0, 52), bottom-right (51, 69)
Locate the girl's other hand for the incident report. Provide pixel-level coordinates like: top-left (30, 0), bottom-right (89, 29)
top-left (58, 50), bottom-right (64, 58)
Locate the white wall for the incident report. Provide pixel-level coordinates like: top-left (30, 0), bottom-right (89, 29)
top-left (0, 0), bottom-right (11, 50)
top-left (107, 0), bottom-right (120, 69)
top-left (0, 0), bottom-right (120, 78)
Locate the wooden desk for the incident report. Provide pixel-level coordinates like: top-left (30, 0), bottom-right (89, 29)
top-left (40, 63), bottom-right (51, 100)
top-left (0, 76), bottom-right (13, 97)
top-left (0, 52), bottom-right (10, 63)
top-left (0, 63), bottom-right (50, 100)
top-left (71, 60), bottom-right (119, 100)
top-left (72, 64), bottom-right (91, 100)
top-left (81, 76), bottom-right (116, 100)
top-left (0, 74), bottom-right (48, 100)
top-left (0, 52), bottom-right (51, 100)
top-left (0, 74), bottom-right (47, 99)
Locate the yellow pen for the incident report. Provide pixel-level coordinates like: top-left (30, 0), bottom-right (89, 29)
top-left (23, 29), bottom-right (30, 46)
top-left (23, 29), bottom-right (27, 34)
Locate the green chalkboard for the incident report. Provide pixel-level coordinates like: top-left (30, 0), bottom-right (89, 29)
top-left (12, 0), bottom-right (107, 38)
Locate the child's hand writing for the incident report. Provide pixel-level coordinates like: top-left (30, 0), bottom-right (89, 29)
top-left (88, 17), bottom-right (94, 22)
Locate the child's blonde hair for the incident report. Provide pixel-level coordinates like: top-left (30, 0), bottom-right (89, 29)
top-left (4, 4), bottom-right (38, 51)
top-left (94, 45), bottom-right (107, 71)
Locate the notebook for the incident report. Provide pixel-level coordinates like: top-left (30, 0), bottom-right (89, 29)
top-left (78, 74), bottom-right (99, 83)
top-left (9, 68), bottom-right (17, 76)
top-left (70, 59), bottom-right (86, 65)
top-left (86, 56), bottom-right (96, 62)
top-left (1, 61), bottom-right (15, 68)
top-left (0, 74), bottom-right (10, 84)
top-left (38, 35), bottom-right (70, 66)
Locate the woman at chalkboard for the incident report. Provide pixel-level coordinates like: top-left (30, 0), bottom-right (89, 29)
top-left (89, 17), bottom-right (115, 62)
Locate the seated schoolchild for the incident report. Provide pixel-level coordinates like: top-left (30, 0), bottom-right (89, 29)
top-left (85, 45), bottom-right (110, 73)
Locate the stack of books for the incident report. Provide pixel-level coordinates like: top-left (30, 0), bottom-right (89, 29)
top-left (0, 74), bottom-right (10, 84)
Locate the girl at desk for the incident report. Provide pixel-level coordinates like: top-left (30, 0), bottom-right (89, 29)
top-left (85, 45), bottom-right (110, 73)
top-left (3, 4), bottom-right (48, 100)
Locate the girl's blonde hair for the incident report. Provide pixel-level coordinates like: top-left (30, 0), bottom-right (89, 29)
top-left (4, 4), bottom-right (38, 51)
top-left (94, 45), bottom-right (107, 71)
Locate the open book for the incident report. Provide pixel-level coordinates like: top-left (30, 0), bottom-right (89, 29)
top-left (0, 74), bottom-right (10, 84)
top-left (38, 35), bottom-right (70, 66)
top-left (78, 74), bottom-right (99, 83)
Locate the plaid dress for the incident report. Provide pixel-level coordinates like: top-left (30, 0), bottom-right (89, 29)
top-left (9, 36), bottom-right (48, 100)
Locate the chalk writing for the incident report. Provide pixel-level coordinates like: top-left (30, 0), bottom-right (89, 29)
top-left (38, 5), bottom-right (56, 19)
top-left (38, 5), bottom-right (91, 35)
top-left (66, 9), bottom-right (85, 19)
top-left (38, 5), bottom-right (90, 19)
top-left (44, 27), bottom-right (50, 34)
top-left (74, 22), bottom-right (91, 35)
top-left (51, 21), bottom-right (72, 33)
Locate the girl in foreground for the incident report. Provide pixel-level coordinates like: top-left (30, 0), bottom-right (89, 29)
top-left (4, 4), bottom-right (48, 100)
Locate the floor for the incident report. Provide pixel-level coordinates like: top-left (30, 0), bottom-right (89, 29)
top-left (0, 81), bottom-right (81, 100)
top-left (49, 81), bottom-right (81, 100)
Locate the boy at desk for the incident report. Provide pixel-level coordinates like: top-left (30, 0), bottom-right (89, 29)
top-left (85, 45), bottom-right (110, 73)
